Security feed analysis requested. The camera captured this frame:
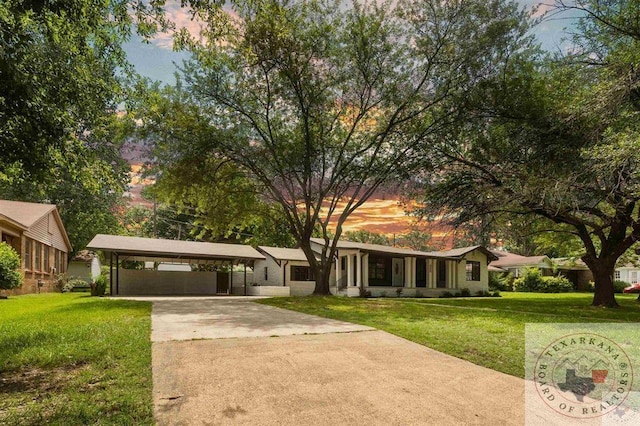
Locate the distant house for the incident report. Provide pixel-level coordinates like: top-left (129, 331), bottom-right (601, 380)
top-left (68, 250), bottom-right (101, 283)
top-left (0, 200), bottom-right (72, 295)
top-left (489, 251), bottom-right (593, 290)
top-left (615, 264), bottom-right (640, 285)
top-left (489, 251), bottom-right (553, 277)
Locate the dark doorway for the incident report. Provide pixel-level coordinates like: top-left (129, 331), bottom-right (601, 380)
top-left (217, 271), bottom-right (229, 294)
top-left (437, 260), bottom-right (447, 288)
top-left (416, 258), bottom-right (427, 287)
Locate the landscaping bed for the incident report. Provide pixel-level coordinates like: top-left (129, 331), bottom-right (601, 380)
top-left (0, 293), bottom-right (153, 425)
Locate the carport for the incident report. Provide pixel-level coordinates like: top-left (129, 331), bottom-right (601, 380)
top-left (87, 234), bottom-right (265, 296)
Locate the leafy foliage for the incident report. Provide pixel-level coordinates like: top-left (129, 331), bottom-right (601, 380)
top-left (411, 0), bottom-right (640, 306)
top-left (344, 230), bottom-right (390, 246)
top-left (141, 0), bottom-right (533, 294)
top-left (0, 242), bottom-right (22, 291)
top-left (513, 268), bottom-right (573, 293)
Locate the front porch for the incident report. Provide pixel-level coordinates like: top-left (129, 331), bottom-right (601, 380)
top-left (332, 249), bottom-right (463, 297)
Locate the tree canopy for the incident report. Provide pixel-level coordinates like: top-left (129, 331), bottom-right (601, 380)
top-left (411, 0), bottom-right (640, 307)
top-left (140, 0), bottom-right (533, 294)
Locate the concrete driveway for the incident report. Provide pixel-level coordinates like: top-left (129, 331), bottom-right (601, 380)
top-left (135, 297), bottom-right (530, 425)
top-left (139, 296), bottom-right (373, 342)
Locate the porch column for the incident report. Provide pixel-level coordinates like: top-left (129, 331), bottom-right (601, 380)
top-left (404, 257), bottom-right (412, 288)
top-left (346, 253), bottom-right (354, 286)
top-left (356, 251), bottom-right (362, 287)
top-left (109, 252), bottom-right (113, 296)
top-left (362, 253), bottom-right (369, 286)
top-left (335, 254), bottom-right (340, 291)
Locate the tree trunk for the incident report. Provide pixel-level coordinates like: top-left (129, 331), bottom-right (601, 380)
top-left (589, 264), bottom-right (619, 308)
top-left (312, 263), bottom-right (332, 295)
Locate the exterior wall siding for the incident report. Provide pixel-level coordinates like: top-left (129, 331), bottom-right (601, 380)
top-left (23, 213), bottom-right (68, 252)
top-left (116, 269), bottom-right (218, 295)
top-left (455, 250), bottom-right (489, 293)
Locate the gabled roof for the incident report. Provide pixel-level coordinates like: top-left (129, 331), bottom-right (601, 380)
top-left (0, 199), bottom-right (72, 251)
top-left (490, 251), bottom-right (551, 268)
top-left (310, 238), bottom-right (496, 261)
top-left (87, 234), bottom-right (265, 264)
top-left (258, 246), bottom-right (318, 262)
top-left (0, 199), bottom-right (57, 229)
top-left (422, 245), bottom-right (499, 261)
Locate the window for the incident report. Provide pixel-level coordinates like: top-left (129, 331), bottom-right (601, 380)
top-left (44, 246), bottom-right (50, 273)
top-left (264, 267), bottom-right (268, 281)
top-left (614, 271), bottom-right (621, 280)
top-left (25, 239), bottom-right (32, 270)
top-left (34, 242), bottom-right (41, 271)
top-left (291, 265), bottom-right (314, 281)
top-left (369, 258), bottom-right (386, 280)
top-left (54, 249), bottom-right (60, 274)
top-left (367, 255), bottom-right (391, 286)
top-left (466, 261), bottom-right (480, 281)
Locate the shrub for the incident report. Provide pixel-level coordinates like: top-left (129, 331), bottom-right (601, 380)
top-left (476, 290), bottom-right (492, 297)
top-left (613, 280), bottom-right (628, 293)
top-left (440, 291), bottom-right (454, 298)
top-left (358, 287), bottom-right (372, 298)
top-left (91, 275), bottom-right (108, 297)
top-left (586, 281), bottom-right (595, 292)
top-left (490, 272), bottom-right (515, 292)
top-left (0, 242), bottom-right (23, 291)
top-left (514, 267), bottom-right (544, 292)
top-left (53, 274), bottom-right (68, 292)
top-left (396, 287), bottom-right (403, 297)
top-left (491, 291), bottom-right (502, 297)
top-left (539, 276), bottom-right (573, 293)
top-left (62, 281), bottom-right (75, 293)
top-left (66, 278), bottom-right (90, 292)
top-left (459, 288), bottom-right (471, 297)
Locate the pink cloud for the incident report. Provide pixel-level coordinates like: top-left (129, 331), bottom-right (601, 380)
top-left (530, 2), bottom-right (555, 18)
top-left (150, 1), bottom-right (206, 50)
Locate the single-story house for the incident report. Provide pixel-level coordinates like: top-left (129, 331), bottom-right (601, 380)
top-left (310, 238), bottom-right (498, 297)
top-left (86, 233), bottom-right (497, 297)
top-left (68, 250), bottom-right (102, 283)
top-left (0, 200), bottom-right (72, 295)
top-left (489, 251), bottom-right (553, 277)
top-left (489, 251), bottom-right (593, 290)
top-left (615, 264), bottom-right (640, 285)
top-left (254, 239), bottom-right (498, 297)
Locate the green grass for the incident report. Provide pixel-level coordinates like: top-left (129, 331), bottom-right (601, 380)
top-left (0, 293), bottom-right (153, 425)
top-left (258, 292), bottom-right (640, 378)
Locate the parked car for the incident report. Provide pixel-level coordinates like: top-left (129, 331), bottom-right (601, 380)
top-left (622, 283), bottom-right (640, 294)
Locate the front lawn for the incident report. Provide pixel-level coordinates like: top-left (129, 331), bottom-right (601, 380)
top-left (0, 293), bottom-right (153, 425)
top-left (258, 292), bottom-right (640, 378)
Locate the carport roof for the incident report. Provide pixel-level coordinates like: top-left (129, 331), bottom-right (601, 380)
top-left (87, 234), bottom-right (265, 264)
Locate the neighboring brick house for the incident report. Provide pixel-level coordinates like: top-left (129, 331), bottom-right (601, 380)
top-left (0, 200), bottom-right (72, 295)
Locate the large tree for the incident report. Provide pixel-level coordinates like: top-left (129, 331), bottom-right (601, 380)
top-left (412, 0), bottom-right (640, 307)
top-left (0, 0), bottom-right (186, 252)
top-left (142, 0), bottom-right (532, 294)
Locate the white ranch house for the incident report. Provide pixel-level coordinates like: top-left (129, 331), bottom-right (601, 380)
top-left (88, 234), bottom-right (497, 297)
top-left (256, 238), bottom-right (497, 297)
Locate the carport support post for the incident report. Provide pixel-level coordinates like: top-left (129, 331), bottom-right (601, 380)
top-left (243, 264), bottom-right (247, 296)
top-left (109, 252), bottom-right (113, 296)
top-left (229, 261), bottom-right (233, 295)
top-left (116, 253), bottom-right (119, 295)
